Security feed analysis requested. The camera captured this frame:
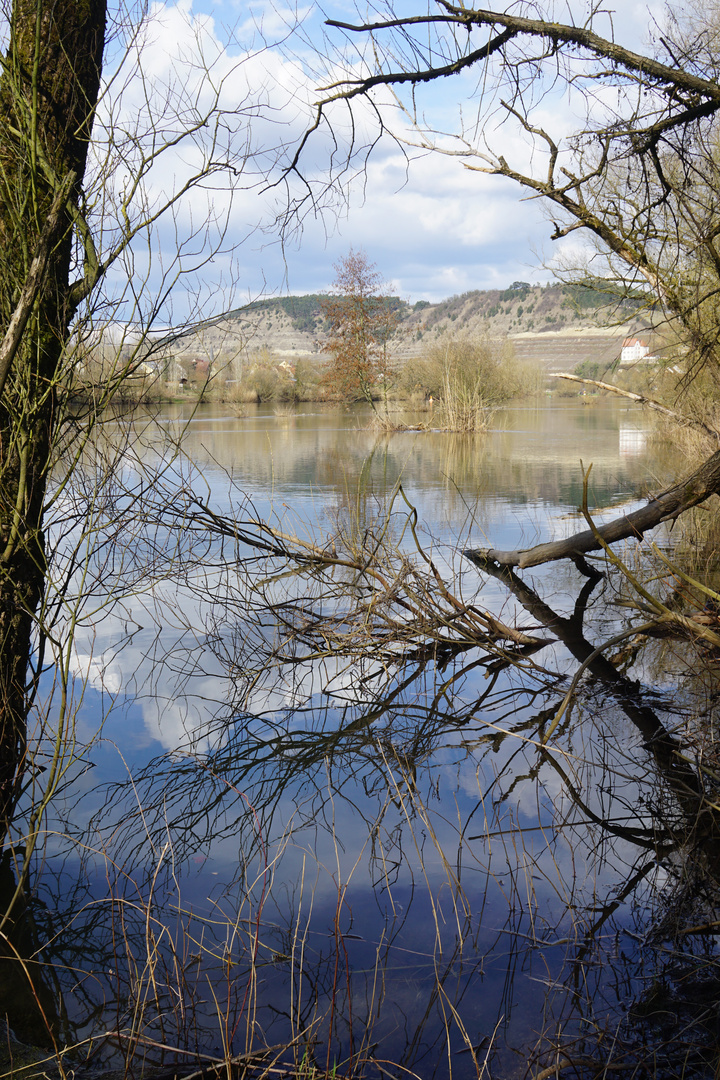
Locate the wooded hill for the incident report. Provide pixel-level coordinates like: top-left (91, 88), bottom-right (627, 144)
top-left (175, 280), bottom-right (654, 372)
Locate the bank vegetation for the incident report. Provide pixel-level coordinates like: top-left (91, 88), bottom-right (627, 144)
top-left (71, 331), bottom-right (541, 430)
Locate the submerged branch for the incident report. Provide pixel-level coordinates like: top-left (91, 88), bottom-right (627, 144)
top-left (478, 556), bottom-right (720, 851)
top-left (184, 489), bottom-right (553, 682)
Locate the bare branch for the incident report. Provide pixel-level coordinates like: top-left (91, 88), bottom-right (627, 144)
top-left (550, 373), bottom-right (720, 443)
top-left (0, 170), bottom-right (76, 398)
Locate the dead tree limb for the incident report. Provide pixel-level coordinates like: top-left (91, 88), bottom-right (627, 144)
top-left (465, 449), bottom-right (720, 570)
top-left (551, 374), bottom-right (720, 444)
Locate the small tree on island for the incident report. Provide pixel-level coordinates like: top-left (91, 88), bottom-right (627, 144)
top-left (321, 250), bottom-right (398, 411)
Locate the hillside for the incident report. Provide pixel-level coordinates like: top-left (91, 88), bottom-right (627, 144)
top-left (169, 281), bottom-right (654, 373)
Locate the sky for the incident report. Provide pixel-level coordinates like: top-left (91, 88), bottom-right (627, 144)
top-left (93, 0), bottom-right (667, 321)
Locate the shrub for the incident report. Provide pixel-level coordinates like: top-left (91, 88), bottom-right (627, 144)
top-left (418, 337), bottom-right (532, 431)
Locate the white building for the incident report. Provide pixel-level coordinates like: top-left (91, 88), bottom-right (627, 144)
top-left (620, 337), bottom-right (650, 365)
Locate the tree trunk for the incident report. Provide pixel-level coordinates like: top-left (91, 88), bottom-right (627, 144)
top-left (0, 0), bottom-right (106, 822)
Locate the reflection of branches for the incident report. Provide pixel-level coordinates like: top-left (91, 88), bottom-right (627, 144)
top-left (27, 440), bottom-right (720, 1080)
top-left (95, 473), bottom-right (720, 1071)
top-left (186, 484), bottom-right (553, 676)
top-left (477, 556), bottom-right (718, 834)
top-left (473, 545), bottom-right (720, 1076)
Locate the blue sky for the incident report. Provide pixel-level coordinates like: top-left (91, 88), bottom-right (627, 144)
top-left (94, 0), bottom-right (666, 321)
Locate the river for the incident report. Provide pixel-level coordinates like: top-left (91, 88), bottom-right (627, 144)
top-left (5, 398), bottom-right (716, 1080)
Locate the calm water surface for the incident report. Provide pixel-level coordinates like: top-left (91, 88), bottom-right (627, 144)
top-left (9, 400), bottom-right (715, 1079)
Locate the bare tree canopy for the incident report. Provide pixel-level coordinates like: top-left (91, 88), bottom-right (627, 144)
top-left (292, 1), bottom-right (720, 378)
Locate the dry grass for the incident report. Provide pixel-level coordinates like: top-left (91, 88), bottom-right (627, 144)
top-left (434, 362), bottom-right (496, 432)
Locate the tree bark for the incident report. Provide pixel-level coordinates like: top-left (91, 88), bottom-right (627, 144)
top-left (465, 449), bottom-right (720, 570)
top-left (0, 0), bottom-right (106, 822)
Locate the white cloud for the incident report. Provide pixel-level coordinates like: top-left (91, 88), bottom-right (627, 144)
top-left (88, 0), bottom-right (671, 316)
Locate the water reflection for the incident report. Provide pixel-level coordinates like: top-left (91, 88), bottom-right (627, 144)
top-left (3, 400), bottom-right (718, 1080)
top-left (142, 398), bottom-right (661, 507)
top-left (619, 424), bottom-right (648, 456)
top-left (42, 637), bottom-right (720, 1077)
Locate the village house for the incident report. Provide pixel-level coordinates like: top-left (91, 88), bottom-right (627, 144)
top-left (620, 337), bottom-right (650, 365)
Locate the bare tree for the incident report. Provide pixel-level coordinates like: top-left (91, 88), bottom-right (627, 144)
top-left (292, 2), bottom-right (720, 373)
top-left (0, 0), bottom-right (301, 831)
top-left (285, 0), bottom-right (720, 559)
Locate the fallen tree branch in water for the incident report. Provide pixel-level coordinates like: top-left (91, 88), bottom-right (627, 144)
top-left (478, 541), bottom-right (720, 850)
top-left (183, 485), bottom-right (553, 683)
top-left (464, 448), bottom-right (720, 569)
top-left (512, 466), bottom-right (720, 741)
top-left (550, 373), bottom-right (720, 443)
